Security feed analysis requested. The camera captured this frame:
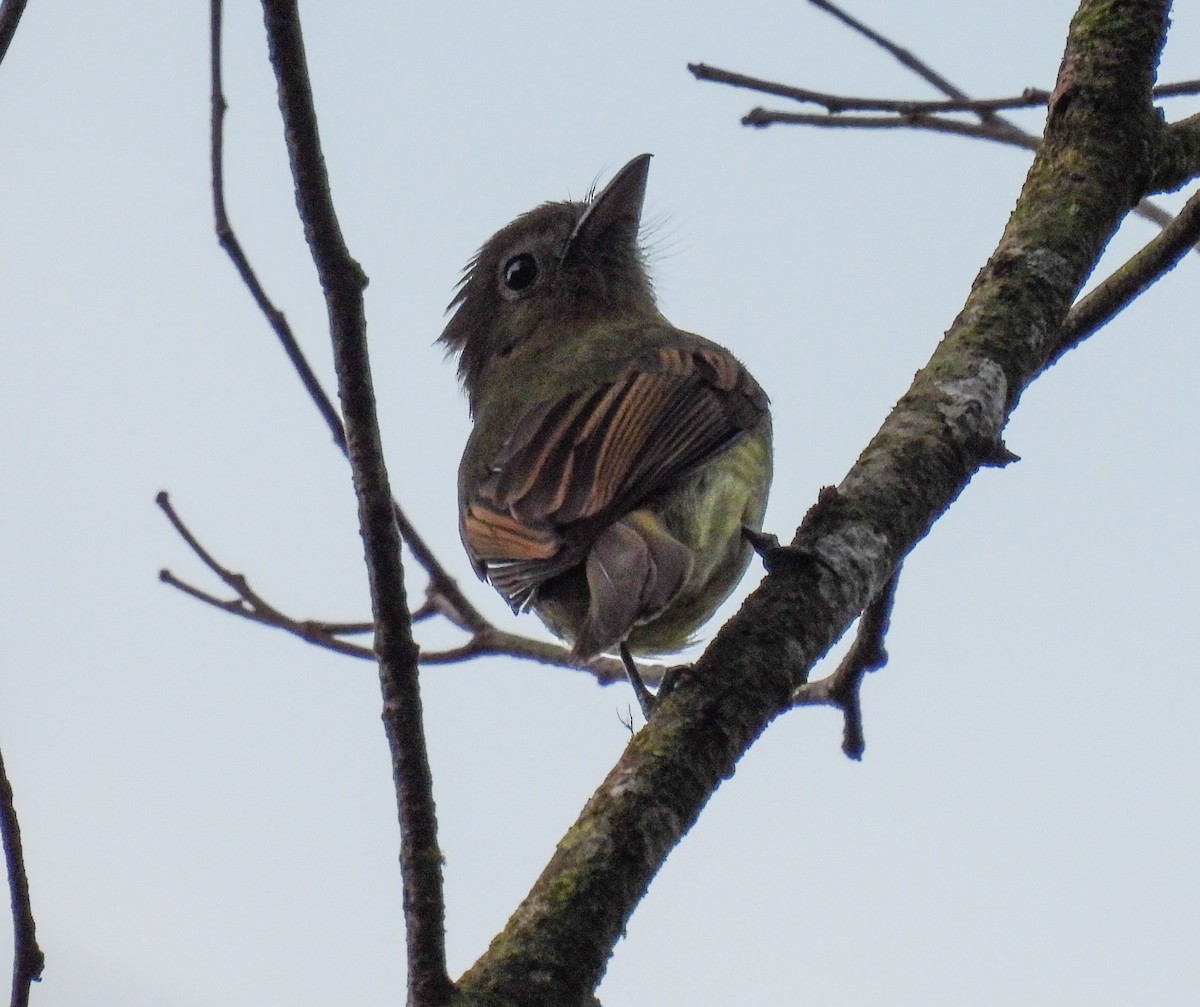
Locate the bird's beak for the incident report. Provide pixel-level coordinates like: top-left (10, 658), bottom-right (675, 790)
top-left (564, 153), bottom-right (652, 260)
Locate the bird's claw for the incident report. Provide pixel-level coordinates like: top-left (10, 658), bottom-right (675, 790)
top-left (742, 526), bottom-right (837, 577)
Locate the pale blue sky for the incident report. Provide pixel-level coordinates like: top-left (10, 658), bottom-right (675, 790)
top-left (2, 2), bottom-right (1198, 1004)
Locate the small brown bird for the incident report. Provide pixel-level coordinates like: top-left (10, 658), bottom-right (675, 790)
top-left (440, 155), bottom-right (772, 711)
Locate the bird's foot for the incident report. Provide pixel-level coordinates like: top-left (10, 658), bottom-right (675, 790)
top-left (619, 645), bottom-right (691, 719)
top-left (655, 663), bottom-right (689, 704)
top-left (742, 526), bottom-right (838, 576)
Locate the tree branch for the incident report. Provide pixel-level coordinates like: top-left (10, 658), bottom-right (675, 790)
top-left (1049, 185), bottom-right (1200, 369)
top-left (809, 0), bottom-right (1003, 123)
top-left (0, 0), bottom-right (28, 70)
top-left (740, 104), bottom-right (1038, 145)
top-left (459, 3), bottom-right (1172, 1002)
top-left (687, 63), bottom-right (1057, 117)
top-left (692, 0), bottom-right (1192, 245)
top-left (0, 8), bottom-right (43, 1003)
top-left (1150, 112), bottom-right (1200, 193)
top-left (157, 489), bottom-right (633, 681)
top-left (254, 2), bottom-right (451, 1002)
top-left (156, 491), bottom-right (378, 660)
top-left (792, 566), bottom-right (902, 760)
top-left (209, 0), bottom-right (343, 449)
top-left (0, 744), bottom-right (42, 1007)
top-left (208, 0), bottom-right (485, 644)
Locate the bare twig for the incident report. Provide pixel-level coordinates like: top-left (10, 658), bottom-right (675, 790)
top-left (4, 13), bottom-right (63, 1000)
top-left (810, 0), bottom-right (1003, 124)
top-left (208, 0), bottom-right (484, 640)
top-left (1050, 186), bottom-right (1200, 367)
top-left (1155, 78), bottom-right (1200, 98)
top-left (807, 0), bottom-right (1190, 240)
top-left (255, 1), bottom-right (453, 1000)
top-left (690, 63), bottom-right (1200, 117)
top-left (421, 627), bottom-right (629, 684)
top-left (693, 0), bottom-right (1191, 243)
top-left (218, 1), bottom-right (458, 1000)
top-left (156, 492), bottom-right (378, 659)
top-left (688, 63), bottom-right (1051, 117)
top-left (792, 568), bottom-right (900, 760)
top-left (209, 0), bottom-right (342, 443)
top-left (741, 106), bottom-right (1039, 147)
top-left (161, 568), bottom-right (379, 658)
top-left (157, 487), bottom-right (633, 680)
top-left (158, 489), bottom-right (632, 681)
top-left (691, 63), bottom-right (1195, 119)
top-left (0, 744), bottom-right (43, 1007)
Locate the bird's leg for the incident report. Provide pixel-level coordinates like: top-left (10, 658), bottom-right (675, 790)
top-left (619, 642), bottom-right (658, 720)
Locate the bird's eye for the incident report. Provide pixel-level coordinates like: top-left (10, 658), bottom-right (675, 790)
top-left (501, 253), bottom-right (538, 294)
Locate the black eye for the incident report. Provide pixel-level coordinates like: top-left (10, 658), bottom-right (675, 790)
top-left (502, 253), bottom-right (538, 294)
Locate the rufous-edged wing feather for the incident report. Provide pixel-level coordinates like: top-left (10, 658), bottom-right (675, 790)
top-left (463, 344), bottom-right (767, 611)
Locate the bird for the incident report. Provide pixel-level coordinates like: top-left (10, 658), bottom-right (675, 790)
top-left (439, 154), bottom-right (772, 714)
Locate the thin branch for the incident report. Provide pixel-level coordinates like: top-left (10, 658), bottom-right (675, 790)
top-left (161, 552), bottom-right (629, 679)
top-left (255, 3), bottom-right (452, 1000)
top-left (157, 489), bottom-right (254, 594)
top-left (792, 568), bottom-right (901, 760)
top-left (157, 491), bottom-right (378, 658)
top-left (809, 0), bottom-right (1193, 240)
top-left (0, 744), bottom-right (43, 1007)
top-left (0, 0), bottom-right (29, 70)
top-left (1155, 78), bottom-right (1200, 98)
top-left (1128, 196), bottom-right (1191, 232)
top-left (689, 63), bottom-right (1052, 117)
top-left (157, 484), bottom-right (633, 681)
top-left (317, 619), bottom-right (374, 635)
top-left (1049, 185), bottom-right (1200, 368)
top-left (209, 0), bottom-right (342, 443)
top-left (742, 106), bottom-right (1038, 147)
top-left (420, 628), bottom-right (629, 684)
top-left (218, 1), bottom-right (457, 1000)
top-left (694, 2), bottom-right (1191, 244)
top-left (159, 569), bottom-right (378, 659)
top-left (805, 0), bottom-right (1188, 239)
top-left (208, 0), bottom-right (484, 640)
top-left (809, 0), bottom-right (1002, 123)
top-left (690, 63), bottom-right (1200, 116)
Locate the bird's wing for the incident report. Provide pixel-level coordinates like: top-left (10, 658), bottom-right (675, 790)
top-left (462, 345), bottom-right (768, 610)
